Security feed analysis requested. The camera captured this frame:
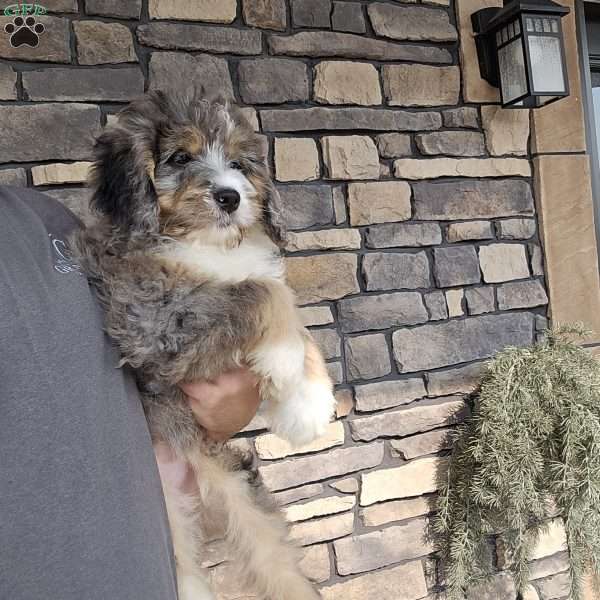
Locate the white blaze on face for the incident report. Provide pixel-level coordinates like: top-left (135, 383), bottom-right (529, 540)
top-left (204, 143), bottom-right (257, 228)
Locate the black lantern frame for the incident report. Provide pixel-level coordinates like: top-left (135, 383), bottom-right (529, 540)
top-left (472, 0), bottom-right (571, 108)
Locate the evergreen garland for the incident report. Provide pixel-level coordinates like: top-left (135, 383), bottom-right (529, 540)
top-left (435, 326), bottom-right (600, 600)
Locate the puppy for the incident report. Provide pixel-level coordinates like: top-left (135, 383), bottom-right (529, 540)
top-left (72, 90), bottom-right (336, 600)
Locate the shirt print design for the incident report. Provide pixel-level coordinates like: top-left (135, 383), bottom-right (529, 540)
top-left (49, 233), bottom-right (81, 274)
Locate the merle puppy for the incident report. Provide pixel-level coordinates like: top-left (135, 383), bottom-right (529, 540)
top-left (72, 90), bottom-right (335, 600)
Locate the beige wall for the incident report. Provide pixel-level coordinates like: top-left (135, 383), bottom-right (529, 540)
top-left (532, 0), bottom-right (600, 342)
top-left (460, 0), bottom-right (600, 341)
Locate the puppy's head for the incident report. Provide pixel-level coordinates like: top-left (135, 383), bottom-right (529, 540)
top-left (90, 90), bottom-right (286, 247)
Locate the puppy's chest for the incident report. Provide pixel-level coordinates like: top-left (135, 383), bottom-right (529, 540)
top-left (163, 239), bottom-right (285, 284)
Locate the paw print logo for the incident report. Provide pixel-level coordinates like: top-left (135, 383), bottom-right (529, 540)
top-left (4, 16), bottom-right (44, 48)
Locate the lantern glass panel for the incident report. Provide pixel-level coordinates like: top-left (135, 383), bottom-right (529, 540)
top-left (498, 37), bottom-right (528, 103)
top-left (527, 34), bottom-right (566, 93)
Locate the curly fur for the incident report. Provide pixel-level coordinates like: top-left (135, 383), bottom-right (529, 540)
top-left (71, 90), bottom-right (335, 600)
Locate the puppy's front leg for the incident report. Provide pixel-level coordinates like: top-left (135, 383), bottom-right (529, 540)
top-left (249, 282), bottom-right (336, 447)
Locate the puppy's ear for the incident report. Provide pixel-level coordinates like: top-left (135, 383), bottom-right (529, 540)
top-left (90, 94), bottom-right (166, 232)
top-left (263, 182), bottom-right (287, 247)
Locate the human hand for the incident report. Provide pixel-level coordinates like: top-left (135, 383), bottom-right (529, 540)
top-left (179, 368), bottom-right (261, 442)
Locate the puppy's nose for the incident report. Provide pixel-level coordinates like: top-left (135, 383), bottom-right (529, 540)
top-left (215, 188), bottom-right (240, 214)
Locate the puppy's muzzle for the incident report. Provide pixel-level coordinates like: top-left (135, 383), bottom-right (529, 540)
top-left (215, 188), bottom-right (240, 214)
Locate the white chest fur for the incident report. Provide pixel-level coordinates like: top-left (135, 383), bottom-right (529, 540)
top-left (161, 233), bottom-right (285, 284)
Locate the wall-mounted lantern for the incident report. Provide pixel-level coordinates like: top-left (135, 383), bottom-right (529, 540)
top-left (472, 0), bottom-right (570, 108)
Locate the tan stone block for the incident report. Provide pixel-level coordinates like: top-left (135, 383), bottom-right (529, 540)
top-left (360, 496), bottom-right (433, 527)
top-left (383, 64), bottom-right (459, 107)
top-left (531, 0), bottom-right (586, 153)
top-left (367, 3), bottom-right (457, 41)
top-left (361, 456), bottom-right (449, 506)
top-left (0, 16), bottom-right (71, 63)
top-left (393, 157), bottom-right (531, 179)
top-left (333, 185), bottom-right (347, 224)
top-left (585, 576), bottom-right (600, 600)
top-left (481, 105), bottom-right (530, 156)
top-left (521, 584), bottom-right (540, 600)
top-left (243, 0), bottom-right (287, 31)
top-left (289, 511), bottom-right (354, 546)
top-left (376, 133), bottom-right (412, 158)
top-left (285, 253), bottom-right (359, 305)
top-left (0, 168), bottom-right (25, 186)
top-left (457, 0), bottom-right (502, 103)
top-left (299, 544), bottom-right (330, 583)
top-left (446, 289), bottom-right (464, 318)
top-left (536, 572), bottom-right (571, 599)
top-left (497, 218), bottom-right (537, 240)
top-left (286, 228), bottom-right (361, 252)
top-left (479, 243), bottom-right (530, 283)
top-left (299, 305), bottom-right (334, 327)
top-left (255, 421), bottom-right (344, 460)
top-left (331, 477), bottom-right (358, 494)
top-left (391, 428), bottom-right (454, 460)
top-left (351, 397), bottom-right (467, 442)
top-left (148, 0), bottom-right (237, 22)
top-left (531, 519), bottom-right (568, 560)
top-left (274, 137), bottom-right (319, 182)
top-left (31, 161), bottom-right (92, 185)
top-left (466, 571), bottom-right (517, 600)
top-left (535, 155), bottom-right (600, 339)
top-left (334, 517), bottom-right (435, 574)
top-left (426, 362), bottom-right (484, 398)
top-left (335, 388), bottom-right (354, 418)
top-left (285, 495), bottom-right (356, 522)
top-left (260, 442), bottom-right (384, 491)
top-left (74, 21), bottom-right (136, 65)
top-left (354, 378), bottom-right (426, 412)
top-left (347, 181), bottom-right (411, 225)
top-left (273, 482), bottom-right (324, 506)
top-left (497, 518), bottom-right (567, 568)
top-left (0, 63), bottom-right (16, 100)
top-left (322, 135), bottom-right (379, 180)
top-left (321, 561), bottom-right (428, 600)
top-left (447, 220), bottom-right (493, 242)
top-left (239, 106), bottom-right (259, 131)
top-left (314, 61), bottom-right (382, 106)
top-left (528, 552), bottom-right (569, 580)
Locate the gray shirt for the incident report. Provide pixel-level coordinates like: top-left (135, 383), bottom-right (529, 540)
top-left (0, 186), bottom-right (178, 600)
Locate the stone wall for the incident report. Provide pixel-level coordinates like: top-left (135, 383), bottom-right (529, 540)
top-left (0, 1), bottom-right (571, 598)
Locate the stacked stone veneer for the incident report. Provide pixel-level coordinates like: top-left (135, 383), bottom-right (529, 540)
top-left (0, 0), bottom-right (570, 598)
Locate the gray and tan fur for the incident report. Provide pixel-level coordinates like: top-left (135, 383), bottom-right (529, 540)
top-left (71, 90), bottom-right (335, 600)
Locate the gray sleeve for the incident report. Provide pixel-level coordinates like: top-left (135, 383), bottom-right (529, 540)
top-left (0, 185), bottom-right (178, 600)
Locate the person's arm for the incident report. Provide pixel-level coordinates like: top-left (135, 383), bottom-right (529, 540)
top-left (179, 368), bottom-right (261, 442)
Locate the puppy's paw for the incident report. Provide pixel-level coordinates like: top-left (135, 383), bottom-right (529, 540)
top-left (270, 378), bottom-right (336, 447)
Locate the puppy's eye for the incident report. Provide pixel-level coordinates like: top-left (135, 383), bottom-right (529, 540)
top-left (170, 151), bottom-right (192, 166)
top-left (229, 160), bottom-right (243, 171)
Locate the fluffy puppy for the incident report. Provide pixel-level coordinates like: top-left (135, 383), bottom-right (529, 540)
top-left (72, 90), bottom-right (336, 600)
